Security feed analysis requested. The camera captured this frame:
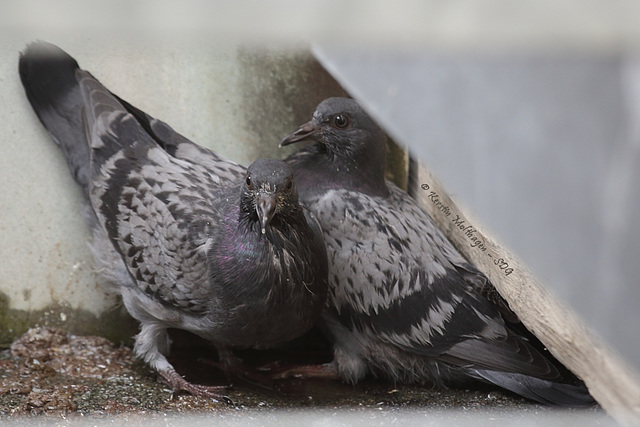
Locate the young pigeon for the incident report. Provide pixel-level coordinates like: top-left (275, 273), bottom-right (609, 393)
top-left (280, 97), bottom-right (594, 406)
top-left (18, 41), bottom-right (328, 400)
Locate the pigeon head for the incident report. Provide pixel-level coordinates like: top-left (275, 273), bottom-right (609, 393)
top-left (280, 98), bottom-right (385, 158)
top-left (280, 97), bottom-right (389, 196)
top-left (241, 158), bottom-right (299, 234)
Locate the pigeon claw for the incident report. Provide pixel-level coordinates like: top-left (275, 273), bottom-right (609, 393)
top-left (159, 368), bottom-right (231, 403)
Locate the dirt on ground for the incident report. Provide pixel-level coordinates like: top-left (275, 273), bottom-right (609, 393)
top-left (0, 327), bottom-right (606, 425)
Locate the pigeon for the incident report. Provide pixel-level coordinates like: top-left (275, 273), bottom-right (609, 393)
top-left (18, 41), bottom-right (329, 400)
top-left (279, 97), bottom-right (594, 406)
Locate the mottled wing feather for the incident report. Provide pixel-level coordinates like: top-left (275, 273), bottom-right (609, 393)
top-left (113, 93), bottom-right (245, 181)
top-left (311, 182), bottom-right (563, 378)
top-left (98, 150), bottom-right (223, 314)
top-left (79, 70), bottom-right (240, 314)
top-left (310, 182), bottom-right (508, 353)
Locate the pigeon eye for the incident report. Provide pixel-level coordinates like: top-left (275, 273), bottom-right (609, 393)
top-left (246, 175), bottom-right (252, 188)
top-left (285, 179), bottom-right (293, 191)
top-left (333, 114), bottom-right (350, 129)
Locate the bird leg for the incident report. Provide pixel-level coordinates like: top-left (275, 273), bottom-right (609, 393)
top-left (196, 346), bottom-right (243, 380)
top-left (197, 347), bottom-right (278, 388)
top-left (159, 367), bottom-right (232, 403)
top-left (135, 323), bottom-right (232, 402)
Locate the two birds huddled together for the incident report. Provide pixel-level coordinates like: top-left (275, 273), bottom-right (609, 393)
top-left (19, 41), bottom-right (594, 406)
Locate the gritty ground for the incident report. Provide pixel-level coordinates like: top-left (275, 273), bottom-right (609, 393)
top-left (0, 327), bottom-right (609, 426)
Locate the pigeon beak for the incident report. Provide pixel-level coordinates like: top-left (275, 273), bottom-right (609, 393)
top-left (279, 121), bottom-right (317, 147)
top-left (257, 192), bottom-right (277, 234)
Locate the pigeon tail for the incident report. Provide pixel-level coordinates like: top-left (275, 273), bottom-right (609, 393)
top-left (470, 369), bottom-right (595, 407)
top-left (19, 41), bottom-right (91, 195)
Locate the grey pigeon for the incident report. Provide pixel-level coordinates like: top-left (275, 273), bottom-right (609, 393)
top-left (280, 97), bottom-right (594, 406)
top-left (18, 41), bottom-right (328, 400)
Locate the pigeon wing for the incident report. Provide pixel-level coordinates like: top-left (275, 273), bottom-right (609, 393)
top-left (79, 70), bottom-right (236, 314)
top-left (112, 93), bottom-right (245, 181)
top-left (313, 183), bottom-right (561, 379)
